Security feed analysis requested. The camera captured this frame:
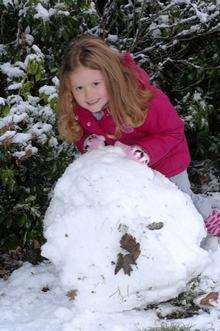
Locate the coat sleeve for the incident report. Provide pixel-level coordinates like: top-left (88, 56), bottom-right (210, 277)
top-left (75, 131), bottom-right (96, 153)
top-left (136, 87), bottom-right (187, 167)
top-left (74, 135), bottom-right (87, 153)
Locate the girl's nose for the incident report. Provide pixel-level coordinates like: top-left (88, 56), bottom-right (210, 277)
top-left (85, 87), bottom-right (94, 100)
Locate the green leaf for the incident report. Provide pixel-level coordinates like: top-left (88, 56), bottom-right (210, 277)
top-left (0, 167), bottom-right (16, 192)
top-left (19, 81), bottom-right (34, 98)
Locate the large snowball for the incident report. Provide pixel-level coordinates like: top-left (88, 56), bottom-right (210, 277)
top-left (42, 146), bottom-right (210, 313)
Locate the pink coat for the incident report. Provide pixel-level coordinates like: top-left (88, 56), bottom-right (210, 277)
top-left (74, 53), bottom-right (191, 178)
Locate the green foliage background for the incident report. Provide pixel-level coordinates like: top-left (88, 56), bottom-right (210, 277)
top-left (0, 0), bottom-right (219, 250)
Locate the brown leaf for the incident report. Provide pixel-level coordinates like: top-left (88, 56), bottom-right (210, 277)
top-left (115, 233), bottom-right (141, 276)
top-left (120, 233), bottom-right (140, 258)
top-left (114, 253), bottom-right (124, 275)
top-left (114, 253), bottom-right (135, 276)
top-left (200, 292), bottom-right (219, 306)
top-left (120, 233), bottom-right (136, 252)
top-left (67, 289), bottom-right (78, 301)
top-left (132, 246), bottom-right (141, 261)
top-left (122, 254), bottom-right (136, 275)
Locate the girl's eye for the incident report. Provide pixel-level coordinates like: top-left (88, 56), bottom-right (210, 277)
top-left (75, 86), bottom-right (83, 92)
top-left (92, 82), bottom-right (100, 87)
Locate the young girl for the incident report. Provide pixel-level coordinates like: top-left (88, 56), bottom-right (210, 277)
top-left (58, 34), bottom-right (220, 237)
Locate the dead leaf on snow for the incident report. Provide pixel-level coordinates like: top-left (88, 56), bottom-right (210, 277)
top-left (114, 233), bottom-right (141, 276)
top-left (120, 233), bottom-right (140, 257)
top-left (200, 292), bottom-right (219, 306)
top-left (67, 289), bottom-right (78, 301)
top-left (114, 253), bottom-right (135, 276)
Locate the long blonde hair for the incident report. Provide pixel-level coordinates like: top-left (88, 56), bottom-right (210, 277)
top-left (58, 35), bottom-right (152, 142)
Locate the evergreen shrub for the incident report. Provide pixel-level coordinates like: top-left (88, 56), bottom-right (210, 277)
top-left (1, 0), bottom-right (219, 249)
top-left (0, 0), bottom-right (97, 249)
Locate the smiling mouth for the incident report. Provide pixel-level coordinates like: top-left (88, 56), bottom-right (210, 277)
top-left (87, 99), bottom-right (100, 106)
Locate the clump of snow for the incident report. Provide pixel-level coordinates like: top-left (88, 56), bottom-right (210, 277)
top-left (30, 122), bottom-right (53, 136)
top-left (49, 136), bottom-right (58, 148)
top-left (11, 132), bottom-right (32, 144)
top-left (42, 146), bottom-right (210, 313)
top-left (149, 22), bottom-right (161, 38)
top-left (0, 97), bottom-right (6, 106)
top-left (24, 53), bottom-right (44, 69)
top-left (8, 82), bottom-right (22, 91)
top-left (13, 145), bottom-right (38, 159)
top-left (106, 34), bottom-right (119, 43)
top-left (34, 3), bottom-right (68, 21)
top-left (39, 85), bottom-right (57, 96)
top-left (52, 76), bottom-right (59, 87)
top-left (25, 32), bottom-right (34, 46)
top-left (7, 95), bottom-right (23, 105)
top-left (34, 3), bottom-right (51, 21)
top-left (3, 0), bottom-right (15, 6)
top-left (0, 113), bottom-right (27, 129)
top-left (0, 131), bottom-right (16, 142)
top-left (32, 44), bottom-right (43, 55)
top-left (0, 62), bottom-right (25, 78)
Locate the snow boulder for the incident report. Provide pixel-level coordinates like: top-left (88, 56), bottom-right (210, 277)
top-left (42, 146), bottom-right (210, 313)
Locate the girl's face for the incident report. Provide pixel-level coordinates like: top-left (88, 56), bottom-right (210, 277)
top-left (69, 66), bottom-right (109, 113)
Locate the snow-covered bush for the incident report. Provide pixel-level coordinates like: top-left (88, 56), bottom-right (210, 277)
top-left (93, 0), bottom-right (220, 160)
top-left (1, 0), bottom-right (219, 250)
top-left (176, 89), bottom-right (219, 159)
top-left (42, 147), bottom-right (210, 312)
top-left (0, 0), bottom-right (97, 249)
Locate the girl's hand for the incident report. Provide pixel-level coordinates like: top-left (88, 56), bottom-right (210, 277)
top-left (115, 141), bottom-right (149, 164)
top-left (83, 134), bottom-right (105, 152)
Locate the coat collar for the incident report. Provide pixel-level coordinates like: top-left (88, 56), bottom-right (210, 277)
top-left (75, 105), bottom-right (106, 135)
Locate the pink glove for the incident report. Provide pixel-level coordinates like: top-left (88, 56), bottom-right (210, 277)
top-left (115, 141), bottom-right (149, 164)
top-left (83, 134), bottom-right (105, 152)
top-left (204, 209), bottom-right (220, 236)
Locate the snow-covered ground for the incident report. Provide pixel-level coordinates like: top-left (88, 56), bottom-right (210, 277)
top-left (0, 250), bottom-right (220, 331)
top-left (0, 147), bottom-right (220, 330)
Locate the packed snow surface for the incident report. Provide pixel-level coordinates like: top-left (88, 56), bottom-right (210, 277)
top-left (1, 247), bottom-right (220, 331)
top-left (42, 146), bottom-right (209, 313)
